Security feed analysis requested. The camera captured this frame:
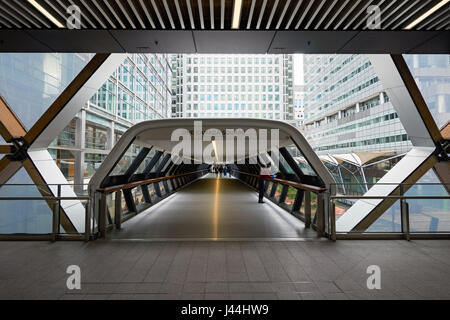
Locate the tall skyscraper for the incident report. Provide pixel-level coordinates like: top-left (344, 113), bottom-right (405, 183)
top-left (171, 54), bottom-right (294, 122)
top-left (48, 54), bottom-right (172, 186)
top-left (303, 54), bottom-right (411, 156)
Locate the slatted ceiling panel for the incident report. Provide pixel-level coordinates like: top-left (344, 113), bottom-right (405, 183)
top-left (223, 0), bottom-right (234, 29)
top-left (408, 0), bottom-right (449, 29)
top-left (284, 0), bottom-right (303, 29)
top-left (240, 0), bottom-right (253, 29)
top-left (175, 0), bottom-right (191, 29)
top-left (0, 0), bottom-right (448, 30)
top-left (188, 0), bottom-right (200, 29)
top-left (265, 0), bottom-right (281, 29)
top-left (258, 0), bottom-right (277, 29)
top-left (297, 0), bottom-right (326, 29)
top-left (211, 0), bottom-right (222, 29)
top-left (154, 0), bottom-right (173, 28)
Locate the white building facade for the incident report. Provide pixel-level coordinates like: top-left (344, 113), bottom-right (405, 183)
top-left (171, 54), bottom-right (294, 122)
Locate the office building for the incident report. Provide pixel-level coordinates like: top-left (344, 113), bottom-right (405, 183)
top-left (171, 54), bottom-right (294, 122)
top-left (303, 54), bottom-right (412, 156)
top-left (48, 54), bottom-right (172, 186)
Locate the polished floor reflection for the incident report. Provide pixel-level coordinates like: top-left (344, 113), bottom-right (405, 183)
top-left (110, 174), bottom-right (315, 240)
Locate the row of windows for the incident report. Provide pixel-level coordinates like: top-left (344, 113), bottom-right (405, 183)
top-left (185, 103), bottom-right (282, 111)
top-left (186, 66), bottom-right (281, 74)
top-left (183, 75), bottom-right (281, 83)
top-left (185, 112), bottom-right (282, 119)
top-left (315, 134), bottom-right (409, 152)
top-left (186, 56), bottom-right (281, 65)
top-left (185, 94), bottom-right (281, 102)
top-left (185, 84), bottom-right (281, 93)
top-left (307, 112), bottom-right (400, 140)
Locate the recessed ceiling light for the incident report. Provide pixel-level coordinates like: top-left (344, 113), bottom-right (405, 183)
top-left (232, 0), bottom-right (243, 29)
top-left (404, 0), bottom-right (449, 30)
top-left (28, 0), bottom-right (65, 28)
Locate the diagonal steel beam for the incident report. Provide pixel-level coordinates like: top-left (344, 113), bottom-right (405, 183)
top-left (336, 54), bottom-right (444, 232)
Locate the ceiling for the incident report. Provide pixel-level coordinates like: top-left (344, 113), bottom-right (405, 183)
top-left (0, 0), bottom-right (449, 53)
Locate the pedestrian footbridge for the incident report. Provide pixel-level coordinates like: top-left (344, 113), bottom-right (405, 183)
top-left (89, 118), bottom-right (332, 240)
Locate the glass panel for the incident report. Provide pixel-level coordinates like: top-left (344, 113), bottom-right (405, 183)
top-left (0, 199), bottom-right (55, 234)
top-left (278, 152), bottom-right (295, 174)
top-left (148, 184), bottom-right (157, 201)
top-left (135, 148), bottom-right (156, 174)
top-left (151, 152), bottom-right (167, 173)
top-left (0, 168), bottom-right (54, 234)
top-left (133, 187), bottom-right (145, 207)
top-left (310, 193), bottom-right (317, 223)
top-left (284, 140), bottom-right (318, 176)
top-left (85, 123), bottom-right (108, 150)
top-left (404, 54), bottom-right (450, 128)
top-left (159, 182), bottom-right (166, 196)
top-left (284, 186), bottom-right (297, 209)
top-left (50, 119), bottom-right (77, 147)
top-left (110, 142), bottom-right (140, 176)
top-left (106, 193), bottom-right (115, 222)
top-left (406, 170), bottom-right (450, 232)
top-left (366, 200), bottom-right (402, 233)
top-left (49, 149), bottom-right (76, 182)
top-left (265, 181), bottom-right (273, 197)
top-left (409, 199), bottom-right (450, 232)
top-left (84, 153), bottom-right (107, 179)
top-left (274, 183), bottom-right (283, 202)
top-left (0, 53), bottom-right (93, 129)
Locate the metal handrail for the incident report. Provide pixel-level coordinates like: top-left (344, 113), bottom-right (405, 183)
top-left (330, 195), bottom-right (450, 200)
top-left (232, 170), bottom-right (326, 193)
top-left (328, 193), bottom-right (450, 241)
top-left (0, 192), bottom-right (91, 242)
top-left (96, 170), bottom-right (208, 194)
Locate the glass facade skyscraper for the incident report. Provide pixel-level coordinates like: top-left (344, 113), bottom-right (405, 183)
top-left (48, 54), bottom-right (172, 187)
top-left (171, 54), bottom-right (294, 122)
top-left (303, 54), bottom-right (411, 156)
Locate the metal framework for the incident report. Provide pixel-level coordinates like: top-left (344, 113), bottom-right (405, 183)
top-left (0, 53), bottom-right (126, 234)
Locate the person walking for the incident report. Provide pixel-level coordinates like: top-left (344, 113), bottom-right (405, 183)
top-left (258, 163), bottom-right (272, 203)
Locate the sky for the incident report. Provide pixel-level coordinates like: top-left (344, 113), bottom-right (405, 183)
top-left (293, 54), bottom-right (304, 86)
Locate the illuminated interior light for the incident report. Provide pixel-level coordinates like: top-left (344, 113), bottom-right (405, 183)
top-left (28, 0), bottom-right (65, 28)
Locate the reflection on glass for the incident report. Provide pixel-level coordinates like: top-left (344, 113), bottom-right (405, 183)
top-left (110, 143), bottom-right (140, 175)
top-left (0, 53), bottom-right (93, 129)
top-left (274, 184), bottom-right (283, 202)
top-left (366, 201), bottom-right (402, 233)
top-left (0, 168), bottom-right (53, 234)
top-left (284, 140), bottom-right (317, 176)
top-left (404, 54), bottom-right (450, 128)
top-left (284, 186), bottom-right (297, 209)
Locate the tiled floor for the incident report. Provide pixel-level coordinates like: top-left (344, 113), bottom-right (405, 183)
top-left (110, 175), bottom-right (316, 239)
top-left (1, 239), bottom-right (450, 300)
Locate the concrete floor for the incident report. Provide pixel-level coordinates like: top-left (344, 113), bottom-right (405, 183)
top-left (1, 239), bottom-right (450, 300)
top-left (110, 174), bottom-right (315, 240)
